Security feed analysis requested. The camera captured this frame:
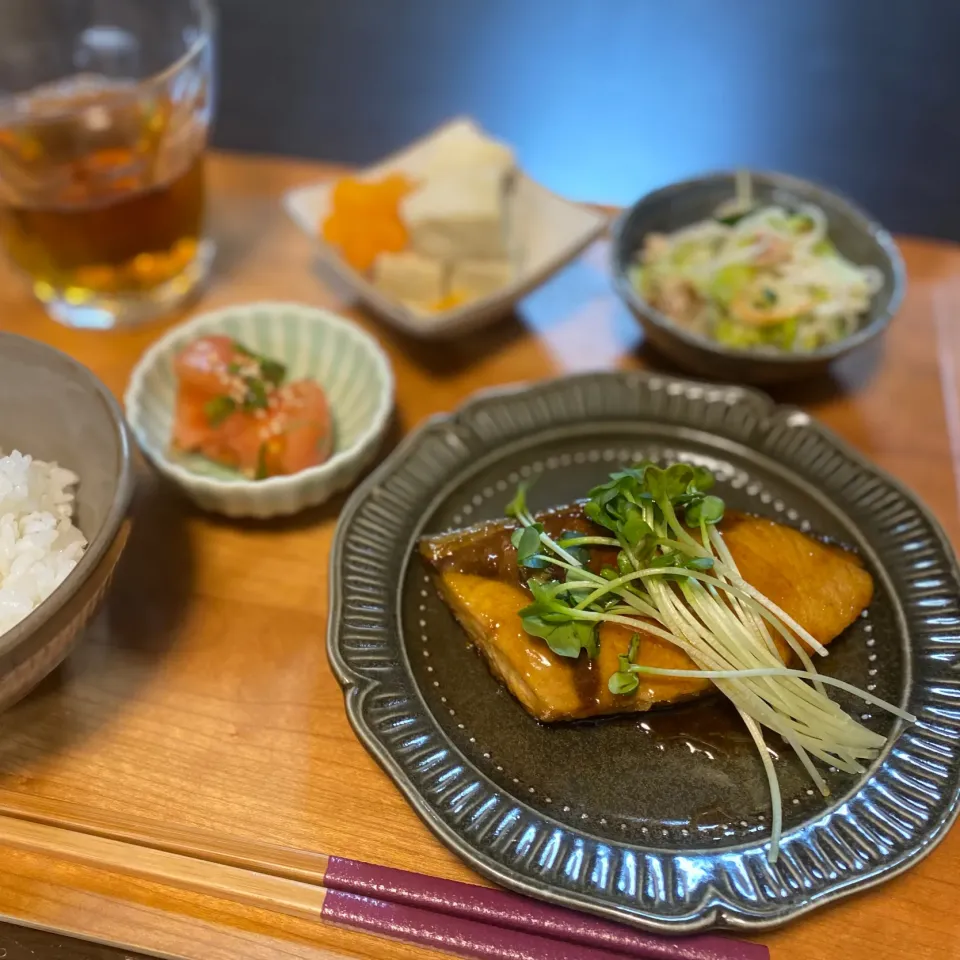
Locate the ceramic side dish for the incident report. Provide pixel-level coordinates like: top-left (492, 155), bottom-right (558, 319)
top-left (0, 333), bottom-right (133, 710)
top-left (283, 117), bottom-right (610, 340)
top-left (611, 171), bottom-right (906, 384)
top-left (125, 302), bottom-right (394, 518)
top-left (328, 370), bottom-right (960, 932)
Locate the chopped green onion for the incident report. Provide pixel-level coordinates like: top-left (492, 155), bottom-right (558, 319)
top-left (243, 378), bottom-right (269, 411)
top-left (204, 395), bottom-right (236, 428)
top-left (260, 358), bottom-right (286, 386)
top-left (231, 340), bottom-right (287, 386)
top-left (254, 442), bottom-right (270, 480)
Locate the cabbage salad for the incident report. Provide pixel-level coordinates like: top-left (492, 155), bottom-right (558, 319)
top-left (631, 182), bottom-right (883, 353)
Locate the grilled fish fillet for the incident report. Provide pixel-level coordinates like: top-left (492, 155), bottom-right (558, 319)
top-left (419, 505), bottom-right (873, 722)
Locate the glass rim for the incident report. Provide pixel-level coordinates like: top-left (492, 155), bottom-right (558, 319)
top-left (0, 0), bottom-right (216, 116)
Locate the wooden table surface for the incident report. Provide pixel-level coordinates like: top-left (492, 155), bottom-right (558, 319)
top-left (0, 151), bottom-right (958, 960)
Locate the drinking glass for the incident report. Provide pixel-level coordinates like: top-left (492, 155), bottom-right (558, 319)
top-left (0, 0), bottom-right (216, 329)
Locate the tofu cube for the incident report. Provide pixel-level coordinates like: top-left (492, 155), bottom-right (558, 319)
top-left (424, 123), bottom-right (516, 179)
top-left (372, 251), bottom-right (446, 309)
top-left (450, 258), bottom-right (514, 302)
top-left (401, 166), bottom-right (509, 261)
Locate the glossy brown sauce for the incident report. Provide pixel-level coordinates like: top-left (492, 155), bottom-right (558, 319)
top-left (571, 654), bottom-right (603, 706)
top-left (422, 504), bottom-right (601, 584)
top-left (420, 503), bottom-right (873, 723)
top-left (421, 504), bottom-right (792, 582)
top-left (639, 697), bottom-right (753, 755)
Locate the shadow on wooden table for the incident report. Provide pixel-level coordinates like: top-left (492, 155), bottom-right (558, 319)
top-left (105, 468), bottom-right (195, 652)
top-left (311, 253), bottom-right (532, 376)
top-left (0, 467), bottom-right (193, 766)
top-left (770, 336), bottom-right (887, 407)
top-left (0, 922), bottom-right (153, 960)
top-left (370, 312), bottom-right (531, 379)
top-left (402, 316), bottom-right (531, 376)
top-left (636, 329), bottom-right (887, 407)
top-left (195, 486), bottom-right (353, 534)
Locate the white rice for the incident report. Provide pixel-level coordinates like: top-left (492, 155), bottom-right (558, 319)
top-left (0, 450), bottom-right (87, 637)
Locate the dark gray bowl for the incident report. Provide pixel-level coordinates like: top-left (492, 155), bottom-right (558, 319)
top-left (0, 334), bottom-right (134, 711)
top-left (611, 170), bottom-right (906, 384)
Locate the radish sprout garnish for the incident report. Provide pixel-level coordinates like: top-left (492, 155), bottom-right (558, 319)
top-left (506, 463), bottom-right (913, 863)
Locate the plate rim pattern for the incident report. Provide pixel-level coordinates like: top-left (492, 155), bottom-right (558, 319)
top-left (327, 371), bottom-right (960, 932)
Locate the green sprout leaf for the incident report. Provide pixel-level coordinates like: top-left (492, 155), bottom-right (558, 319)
top-left (563, 566), bottom-right (593, 605)
top-left (577, 620), bottom-right (600, 658)
top-left (650, 551), bottom-right (682, 568)
top-left (584, 484), bottom-right (625, 530)
top-left (647, 551), bottom-right (714, 580)
top-left (526, 579), bottom-right (567, 615)
top-left (643, 466), bottom-right (666, 502)
top-left (595, 592), bottom-right (623, 611)
top-left (519, 579), bottom-right (599, 658)
top-left (514, 524), bottom-right (548, 569)
top-left (587, 476), bottom-right (621, 499)
top-left (649, 553), bottom-right (690, 581)
top-left (620, 503), bottom-right (653, 549)
top-left (608, 633), bottom-right (643, 695)
top-left (686, 494), bottom-right (725, 526)
top-left (523, 582), bottom-right (575, 623)
top-left (584, 498), bottom-right (615, 532)
top-left (556, 530), bottom-right (590, 567)
top-left (689, 466), bottom-right (715, 493)
top-left (505, 480), bottom-right (535, 520)
top-left (663, 463), bottom-right (695, 498)
top-left (511, 460), bottom-right (725, 667)
top-left (520, 612), bottom-right (597, 659)
top-left (608, 670), bottom-right (640, 695)
top-left (527, 579), bottom-right (556, 601)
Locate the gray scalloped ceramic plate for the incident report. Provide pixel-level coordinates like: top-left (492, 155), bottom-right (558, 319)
top-left (327, 371), bottom-right (960, 933)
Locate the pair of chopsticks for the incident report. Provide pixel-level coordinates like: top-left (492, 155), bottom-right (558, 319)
top-left (0, 809), bottom-right (767, 960)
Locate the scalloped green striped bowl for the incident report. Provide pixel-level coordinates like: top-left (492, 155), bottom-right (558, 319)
top-left (125, 302), bottom-right (394, 517)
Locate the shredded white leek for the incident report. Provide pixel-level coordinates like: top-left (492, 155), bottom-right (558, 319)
top-left (529, 518), bottom-right (912, 863)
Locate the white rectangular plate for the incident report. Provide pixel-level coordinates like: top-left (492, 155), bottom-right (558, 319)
top-left (283, 118), bottom-right (610, 340)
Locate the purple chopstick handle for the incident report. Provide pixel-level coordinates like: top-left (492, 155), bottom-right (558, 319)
top-left (322, 889), bottom-right (636, 960)
top-left (324, 857), bottom-right (767, 960)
